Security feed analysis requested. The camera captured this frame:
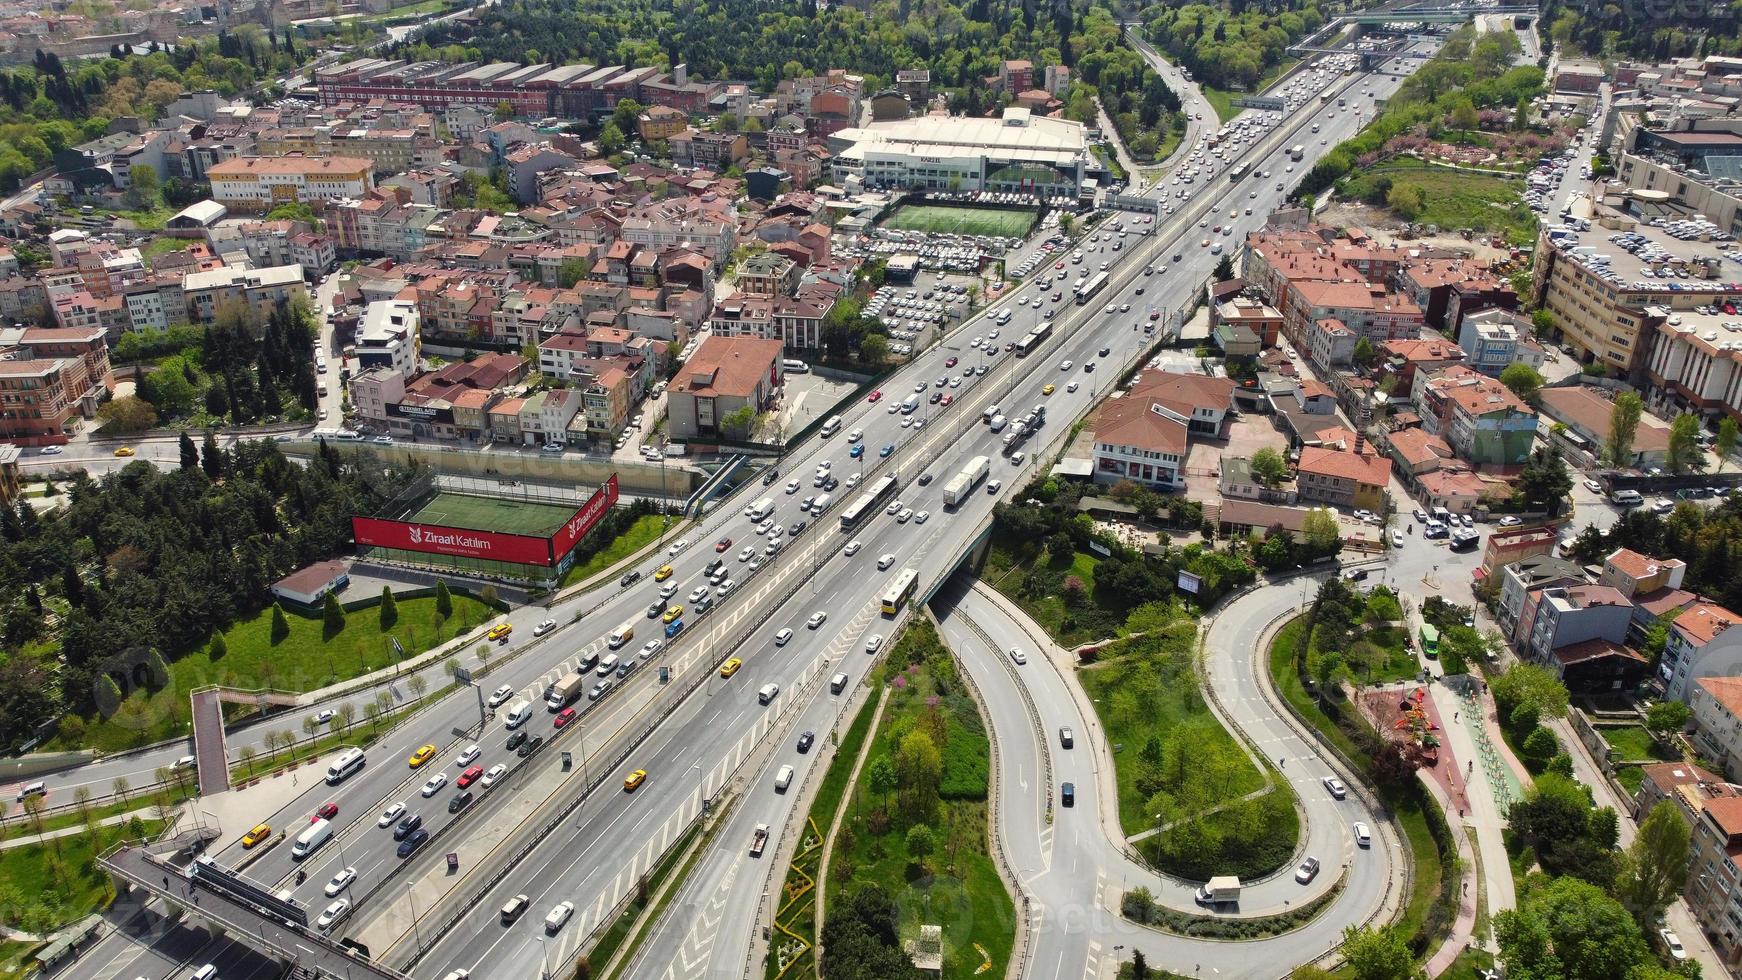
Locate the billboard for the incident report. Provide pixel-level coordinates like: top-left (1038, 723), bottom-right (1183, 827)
top-left (550, 474), bottom-right (620, 559)
top-left (352, 516), bottom-right (554, 566)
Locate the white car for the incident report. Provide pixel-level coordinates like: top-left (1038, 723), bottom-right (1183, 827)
top-left (1389, 530), bottom-right (1404, 548)
top-left (1498, 515), bottom-right (1522, 527)
top-left (886, 500), bottom-right (903, 516)
top-left (317, 898), bottom-right (351, 931)
top-left (689, 585), bottom-right (710, 603)
top-left (765, 539), bottom-right (782, 555)
top-left (640, 638), bottom-right (663, 659)
top-left (378, 802), bottom-right (406, 828)
top-left (896, 508), bottom-right (914, 523)
top-left (774, 627), bottom-right (794, 646)
top-left (480, 763), bottom-right (508, 788)
top-left (1583, 479), bottom-right (1603, 493)
top-left (878, 553), bottom-right (897, 570)
top-left (843, 540), bottom-right (862, 557)
top-left (1322, 776), bottom-right (1347, 799)
top-left (987, 479), bottom-right (1003, 494)
top-left (786, 479), bottom-right (800, 494)
top-left (865, 634), bottom-right (884, 653)
top-left (738, 545), bottom-right (756, 562)
top-left (421, 771), bottom-right (449, 797)
top-left (1066, 381), bottom-right (1079, 393)
top-left (667, 538), bottom-right (688, 556)
top-left (807, 611), bottom-right (828, 630)
top-left (1009, 647), bottom-right (1027, 666)
top-left (1660, 928), bottom-right (1687, 960)
top-left (914, 510), bottom-right (930, 524)
top-left (314, 709), bottom-right (335, 725)
top-left (454, 744), bottom-right (481, 768)
top-left (533, 619), bottom-right (556, 637)
top-left (1059, 360), bottom-right (1073, 371)
top-left (324, 867), bottom-right (357, 897)
top-left (545, 900), bottom-right (576, 933)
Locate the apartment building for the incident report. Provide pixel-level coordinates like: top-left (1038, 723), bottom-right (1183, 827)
top-left (1520, 584), bottom-right (1634, 664)
top-left (1694, 677), bottom-right (1742, 784)
top-left (1686, 797), bottom-right (1742, 966)
top-left (206, 156), bottom-right (374, 211)
top-left (1497, 554), bottom-right (1587, 643)
top-left (0, 357), bottom-right (95, 445)
top-left (1294, 445), bottom-right (1389, 511)
top-left (181, 264), bottom-right (309, 323)
top-left (1457, 308), bottom-right (1545, 378)
top-left (1664, 602), bottom-right (1742, 702)
top-left (357, 299), bottom-right (420, 378)
top-left (1414, 366), bottom-right (1538, 467)
top-left (666, 335), bottom-right (784, 440)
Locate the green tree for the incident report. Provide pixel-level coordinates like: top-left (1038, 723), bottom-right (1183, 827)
top-left (1667, 412), bottom-right (1706, 473)
top-left (178, 431), bottom-right (198, 471)
top-left (208, 631), bottom-right (227, 660)
top-left (1500, 362), bottom-right (1545, 404)
top-left (1717, 416), bottom-right (1739, 474)
top-left (1605, 390), bottom-right (1644, 467)
top-left (435, 579), bottom-right (454, 617)
top-left (1340, 925), bottom-right (1421, 980)
top-left (1517, 446), bottom-right (1572, 514)
top-left (893, 729), bottom-right (943, 822)
top-left (1492, 662), bottom-right (1570, 721)
top-left (556, 257), bottom-right (592, 288)
top-left (866, 756), bottom-right (898, 811)
top-left (1302, 508), bottom-right (1341, 555)
top-left (201, 431), bottom-right (225, 480)
top-left (1613, 800), bottom-right (1690, 925)
top-left (125, 164), bottom-right (160, 211)
top-left (1250, 447), bottom-right (1288, 487)
top-left (1644, 700), bottom-right (1690, 742)
top-left (600, 121), bottom-right (625, 155)
top-left (323, 592), bottom-right (346, 635)
top-left (720, 405), bottom-right (756, 439)
top-left (379, 586), bottom-right (398, 630)
top-left (1521, 725), bottom-right (1559, 771)
top-left (1212, 254), bottom-right (1235, 282)
top-left (904, 824), bottom-right (935, 870)
top-left (97, 395), bottom-right (157, 434)
top-left (270, 602), bottom-right (290, 644)
top-left (1352, 336), bottom-right (1376, 370)
top-left (1496, 875), bottom-right (1650, 980)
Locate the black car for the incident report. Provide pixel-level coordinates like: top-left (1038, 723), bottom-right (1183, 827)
top-left (1098, 347), bottom-right (1111, 357)
top-left (789, 520), bottom-right (807, 535)
top-left (396, 828), bottom-right (429, 858)
top-left (448, 791), bottom-right (473, 814)
top-left (506, 729), bottom-right (528, 752)
top-left (393, 813), bottom-right (422, 841)
top-left (929, 392), bottom-right (942, 404)
top-left (1083, 362), bottom-right (1094, 373)
top-left (761, 468), bottom-right (780, 486)
top-left (704, 558), bottom-right (725, 576)
top-left (823, 476), bottom-right (839, 492)
top-left (917, 473), bottom-right (933, 486)
top-left (647, 600), bottom-right (665, 619)
top-left (619, 569), bottom-right (641, 587)
top-left (797, 731), bottom-right (815, 753)
top-left (517, 735), bottom-right (544, 758)
top-left (1061, 782), bottom-right (1075, 807)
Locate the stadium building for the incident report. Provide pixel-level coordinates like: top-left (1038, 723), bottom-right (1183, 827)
top-left (827, 108), bottom-right (1090, 198)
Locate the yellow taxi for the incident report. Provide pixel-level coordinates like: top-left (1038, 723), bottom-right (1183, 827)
top-left (1042, 384), bottom-right (1055, 396)
top-left (113, 447), bottom-right (136, 457)
top-left (662, 604), bottom-right (683, 624)
top-left (719, 657), bottom-right (742, 678)
top-left (654, 565), bottom-right (675, 581)
top-left (408, 744), bottom-right (436, 768)
top-left (486, 623), bottom-right (513, 641)
top-left (241, 823), bottom-right (271, 848)
top-left (623, 769), bottom-right (647, 792)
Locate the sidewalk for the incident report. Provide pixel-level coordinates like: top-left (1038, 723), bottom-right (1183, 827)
top-left (1429, 684), bottom-right (1514, 952)
top-left (0, 806), bottom-right (156, 852)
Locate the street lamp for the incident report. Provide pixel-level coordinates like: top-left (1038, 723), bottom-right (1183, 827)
top-left (406, 881), bottom-right (423, 950)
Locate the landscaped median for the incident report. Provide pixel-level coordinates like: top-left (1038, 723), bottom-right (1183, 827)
top-left (1120, 869), bottom-right (1345, 939)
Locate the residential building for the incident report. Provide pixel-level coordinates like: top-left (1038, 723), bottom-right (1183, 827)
top-left (1457, 308), bottom-right (1545, 378)
top-left (181, 264), bottom-right (308, 322)
top-left (357, 299), bottom-right (420, 378)
top-left (665, 335), bottom-right (784, 440)
top-left (1630, 759), bottom-right (1736, 824)
top-left (1685, 796), bottom-right (1742, 964)
top-left (1089, 371), bottom-right (1234, 490)
top-left (1521, 583), bottom-right (1634, 666)
top-left (1694, 677), bottom-right (1742, 783)
top-left (1415, 365), bottom-right (1537, 467)
top-left (1664, 602), bottom-right (1742, 702)
top-left (1294, 445), bottom-right (1389, 512)
top-left (1599, 546), bottom-right (1689, 598)
top-left (0, 357), bottom-right (95, 445)
top-left (206, 156), bottom-right (374, 211)
top-left (1498, 553), bottom-right (1587, 643)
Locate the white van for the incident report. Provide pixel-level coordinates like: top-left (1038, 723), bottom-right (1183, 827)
top-left (191, 966), bottom-right (218, 980)
top-left (325, 748), bottom-right (365, 785)
top-left (292, 818), bottom-right (333, 860)
top-left (900, 395), bottom-right (920, 415)
top-left (988, 415), bottom-right (1008, 432)
top-left (595, 654), bottom-right (620, 677)
top-left (758, 683), bottom-right (780, 705)
top-left (608, 624), bottom-right (634, 649)
top-left (812, 492), bottom-right (832, 513)
top-left (820, 415), bottom-right (842, 438)
top-left (774, 765), bottom-right (795, 793)
top-left (1610, 489), bottom-right (1643, 506)
top-left (504, 700), bottom-right (535, 729)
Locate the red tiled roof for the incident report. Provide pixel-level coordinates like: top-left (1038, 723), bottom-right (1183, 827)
top-left (1297, 446), bottom-right (1389, 487)
top-left (1675, 602), bottom-right (1742, 645)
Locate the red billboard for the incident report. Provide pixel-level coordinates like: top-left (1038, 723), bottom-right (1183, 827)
top-left (550, 474), bottom-right (620, 559)
top-left (352, 516), bottom-right (554, 566)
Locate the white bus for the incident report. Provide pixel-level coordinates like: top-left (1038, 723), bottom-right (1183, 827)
top-left (840, 475), bottom-right (899, 531)
top-left (880, 568), bottom-right (920, 616)
top-left (325, 747), bottom-right (366, 785)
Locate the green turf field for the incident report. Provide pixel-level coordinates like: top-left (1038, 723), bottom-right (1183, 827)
top-left (406, 491), bottom-right (576, 536)
top-left (883, 204), bottom-right (1034, 238)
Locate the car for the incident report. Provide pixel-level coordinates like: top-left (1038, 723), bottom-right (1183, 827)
top-left (545, 900), bottom-right (576, 933)
top-left (506, 729), bottom-right (528, 752)
top-left (1390, 530), bottom-right (1404, 548)
top-left (37, 445), bottom-right (62, 456)
top-left (720, 657), bottom-right (743, 678)
top-left (663, 604), bottom-right (683, 624)
top-left (533, 618), bottom-right (557, 638)
top-left (480, 763), bottom-right (508, 788)
top-left (457, 765), bottom-right (485, 788)
top-left (1322, 776), bottom-right (1348, 799)
top-left (1295, 856), bottom-right (1321, 884)
top-left (647, 600), bottom-right (665, 619)
top-left (451, 744), bottom-right (482, 769)
top-left (317, 898), bottom-right (351, 931)
top-left (553, 707), bottom-right (577, 728)
top-left (517, 735), bottom-right (544, 758)
top-left (1060, 782), bottom-right (1075, 807)
top-left (393, 814), bottom-right (423, 841)
top-left (448, 790), bottom-right (474, 813)
top-left (242, 823), bottom-right (271, 848)
top-left (1066, 382), bottom-right (1078, 393)
top-left (849, 444), bottom-right (864, 459)
top-left (716, 537), bottom-right (733, 552)
top-left (797, 731), bottom-right (815, 752)
top-left (886, 500), bottom-right (903, 516)
top-left (987, 479), bottom-right (1003, 494)
top-left (738, 545), bottom-right (756, 562)
top-left (668, 538), bottom-right (689, 556)
top-left (807, 611), bottom-right (828, 629)
top-left (1353, 821), bottom-right (1372, 847)
top-left (377, 803), bottom-right (408, 829)
top-left (619, 570), bottom-right (642, 587)
top-left (113, 447), bottom-right (136, 457)
top-left (486, 623), bottom-right (512, 641)
top-left (1660, 928), bottom-right (1687, 960)
top-left (654, 565), bottom-right (674, 581)
top-left (789, 520), bottom-right (807, 535)
top-left (1498, 515), bottom-right (1522, 527)
top-left (764, 539), bottom-right (781, 556)
top-left (316, 801), bottom-right (339, 820)
top-left (865, 634), bottom-right (883, 653)
top-left (843, 540), bottom-right (862, 557)
top-left (1584, 478), bottom-right (1603, 493)
top-left (420, 772), bottom-right (448, 797)
top-left (879, 443), bottom-right (894, 458)
top-left (896, 507), bottom-right (914, 523)
top-left (324, 866), bottom-right (358, 897)
top-left (624, 769), bottom-right (648, 792)
top-left (640, 638), bottom-right (663, 659)
top-left (1059, 360), bottom-right (1072, 371)
top-left (689, 585), bottom-right (710, 604)
top-left (396, 828), bottom-right (429, 858)
top-left (867, 390), bottom-right (882, 403)
top-left (915, 510), bottom-right (930, 524)
top-left (1009, 647), bottom-right (1027, 666)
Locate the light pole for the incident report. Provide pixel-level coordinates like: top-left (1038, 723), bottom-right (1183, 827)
top-left (537, 935), bottom-right (550, 980)
top-left (693, 762), bottom-right (703, 809)
top-left (406, 881), bottom-right (423, 950)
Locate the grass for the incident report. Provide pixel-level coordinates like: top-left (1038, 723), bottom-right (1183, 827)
top-left (1440, 948), bottom-right (1496, 980)
top-left (3, 781), bottom-right (194, 838)
top-left (1339, 157), bottom-right (1538, 245)
top-left (982, 529), bottom-right (1127, 646)
top-left (561, 513), bottom-right (667, 587)
top-left (0, 940), bottom-right (38, 980)
top-left (359, 0), bottom-right (452, 21)
top-left (140, 236), bottom-right (195, 258)
top-left (49, 594), bottom-right (497, 753)
top-left (825, 620), bottom-right (1014, 980)
top-left (1598, 724), bottom-right (1673, 763)
top-left (1201, 86), bottom-right (1239, 123)
top-left (407, 490), bottom-right (577, 536)
top-left (883, 205), bottom-right (1035, 239)
top-left (0, 817), bottom-right (164, 933)
top-left (1314, 621), bottom-right (1418, 686)
top-left (111, 207), bottom-right (171, 231)
top-left (1614, 764), bottom-right (1646, 796)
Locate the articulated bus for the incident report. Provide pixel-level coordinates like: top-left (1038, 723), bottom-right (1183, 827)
top-left (1013, 322), bottom-right (1052, 357)
top-left (881, 568), bottom-right (920, 616)
top-left (839, 475), bottom-right (900, 531)
top-left (1074, 270), bottom-right (1111, 305)
top-left (1229, 162), bottom-right (1250, 182)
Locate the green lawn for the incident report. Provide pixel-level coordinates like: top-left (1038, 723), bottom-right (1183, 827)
top-left (825, 620), bottom-right (1014, 980)
top-left (407, 491), bottom-right (575, 536)
top-left (1600, 724), bottom-right (1674, 763)
top-left (50, 593), bottom-right (497, 752)
top-left (1440, 948), bottom-right (1496, 980)
top-left (1201, 86), bottom-right (1239, 123)
top-left (883, 205), bottom-right (1034, 239)
top-left (1321, 622), bottom-right (1418, 686)
top-left (561, 513), bottom-right (666, 587)
top-left (983, 529), bottom-right (1129, 646)
top-left (0, 817), bottom-right (162, 933)
top-left (140, 236), bottom-right (194, 258)
top-left (0, 939), bottom-right (40, 980)
top-left (1339, 157), bottom-right (1538, 245)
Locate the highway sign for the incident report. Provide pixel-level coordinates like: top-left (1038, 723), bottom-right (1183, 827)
top-left (1233, 96), bottom-right (1285, 111)
top-left (1106, 194), bottom-right (1160, 214)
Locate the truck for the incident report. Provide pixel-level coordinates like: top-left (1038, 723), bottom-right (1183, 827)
top-left (1195, 876), bottom-right (1241, 906)
top-left (749, 824), bottom-right (770, 857)
top-left (746, 497), bottom-right (775, 522)
top-left (546, 670), bottom-right (587, 711)
top-left (1288, 144), bottom-right (1305, 161)
top-left (942, 456), bottom-right (991, 508)
top-left (292, 818), bottom-right (333, 861)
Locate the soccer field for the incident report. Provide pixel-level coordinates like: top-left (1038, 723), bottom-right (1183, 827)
top-left (406, 491), bottom-right (576, 536)
top-left (883, 205), bottom-right (1034, 238)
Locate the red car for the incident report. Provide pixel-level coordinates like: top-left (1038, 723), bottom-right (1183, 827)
top-left (1055, 261), bottom-right (1064, 269)
top-left (456, 765), bottom-right (485, 788)
top-left (939, 394), bottom-right (954, 406)
top-left (715, 537), bottom-right (732, 552)
top-left (945, 357), bottom-right (958, 368)
top-left (867, 390), bottom-right (882, 403)
top-left (1149, 310), bottom-right (1161, 320)
top-left (554, 707), bottom-right (576, 729)
top-left (315, 802), bottom-right (339, 821)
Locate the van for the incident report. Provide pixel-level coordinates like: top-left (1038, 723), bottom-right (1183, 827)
top-left (1430, 506), bottom-right (1450, 522)
top-left (15, 782), bottom-right (45, 802)
top-left (291, 818), bottom-right (333, 860)
top-left (758, 683), bottom-right (780, 705)
top-left (1610, 489), bottom-right (1643, 506)
top-left (812, 492), bottom-right (832, 513)
top-left (504, 700), bottom-right (535, 729)
top-left (596, 654), bottom-right (620, 677)
top-left (774, 764), bottom-right (795, 793)
top-left (325, 748), bottom-right (365, 785)
top-left (191, 966), bottom-right (218, 980)
top-left (783, 359), bottom-right (810, 374)
top-left (830, 672), bottom-right (849, 695)
top-left (988, 415), bottom-right (1008, 432)
top-left (1353, 822), bottom-right (1372, 848)
top-left (608, 625), bottom-right (634, 649)
top-left (901, 395), bottom-right (919, 415)
top-left (982, 405), bottom-right (1000, 424)
top-left (820, 415), bottom-right (842, 438)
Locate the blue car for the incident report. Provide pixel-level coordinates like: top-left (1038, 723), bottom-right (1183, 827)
top-left (879, 443), bottom-right (894, 458)
top-left (665, 619), bottom-right (685, 638)
top-left (850, 444), bottom-right (864, 458)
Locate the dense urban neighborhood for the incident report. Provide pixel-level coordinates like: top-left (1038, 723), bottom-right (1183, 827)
top-left (3, 0), bottom-right (1742, 978)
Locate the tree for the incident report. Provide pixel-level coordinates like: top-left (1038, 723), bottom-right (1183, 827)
top-left (125, 164), bottom-right (160, 211)
top-left (720, 405), bottom-right (756, 439)
top-left (858, 333), bottom-right (889, 366)
top-left (323, 592), bottom-right (346, 635)
top-left (1644, 700), bottom-right (1691, 742)
top-left (1212, 254), bottom-right (1235, 282)
top-left (1716, 416), bottom-right (1739, 474)
top-left (1496, 875), bottom-right (1650, 980)
top-left (1352, 337), bottom-right (1376, 370)
top-left (1340, 925), bottom-right (1421, 980)
top-left (1605, 390), bottom-right (1644, 467)
top-left (866, 756), bottom-right (898, 811)
top-left (1492, 662), bottom-right (1570, 721)
top-left (302, 714), bottom-right (320, 746)
top-left (407, 673), bottom-right (428, 699)
top-left (1613, 801), bottom-right (1690, 925)
top-left (1450, 100), bottom-right (1480, 133)
top-left (1302, 508), bottom-right (1342, 555)
top-left (556, 257), bottom-right (591, 288)
top-left (379, 586), bottom-right (398, 630)
top-left (178, 431), bottom-right (198, 471)
top-left (435, 579), bottom-right (453, 617)
top-left (600, 121), bottom-right (625, 155)
top-left (904, 824), bottom-right (935, 869)
top-left (1439, 624), bottom-right (1485, 675)
top-left (1500, 362), bottom-right (1545, 404)
top-left (1667, 412), bottom-right (1706, 474)
top-left (270, 602), bottom-right (290, 644)
top-left (893, 729), bottom-right (943, 821)
top-left (98, 395), bottom-right (157, 433)
top-left (1521, 726), bottom-right (1559, 771)
top-left (201, 431), bottom-right (224, 480)
top-left (1517, 446), bottom-right (1573, 514)
top-left (1250, 447), bottom-right (1288, 487)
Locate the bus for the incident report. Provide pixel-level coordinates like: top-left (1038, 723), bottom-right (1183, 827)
top-left (1418, 624), bottom-right (1440, 659)
top-left (840, 475), bottom-right (899, 531)
top-left (880, 568), bottom-right (919, 616)
top-left (1288, 145), bottom-right (1305, 161)
top-left (1320, 90), bottom-right (1334, 105)
top-left (1013, 322), bottom-right (1052, 357)
top-left (1229, 162), bottom-right (1250, 182)
top-left (1074, 271), bottom-right (1111, 305)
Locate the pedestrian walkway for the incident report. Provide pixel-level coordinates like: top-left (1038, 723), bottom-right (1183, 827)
top-left (0, 805), bottom-right (156, 852)
top-left (1429, 684), bottom-right (1515, 945)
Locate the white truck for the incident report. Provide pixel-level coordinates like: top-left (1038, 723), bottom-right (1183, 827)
top-left (942, 456), bottom-right (991, 508)
top-left (749, 824), bottom-right (770, 857)
top-left (546, 670), bottom-right (587, 711)
top-left (1195, 876), bottom-right (1241, 906)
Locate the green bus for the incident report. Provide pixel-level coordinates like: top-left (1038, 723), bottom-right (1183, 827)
top-left (1419, 624), bottom-right (1440, 659)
